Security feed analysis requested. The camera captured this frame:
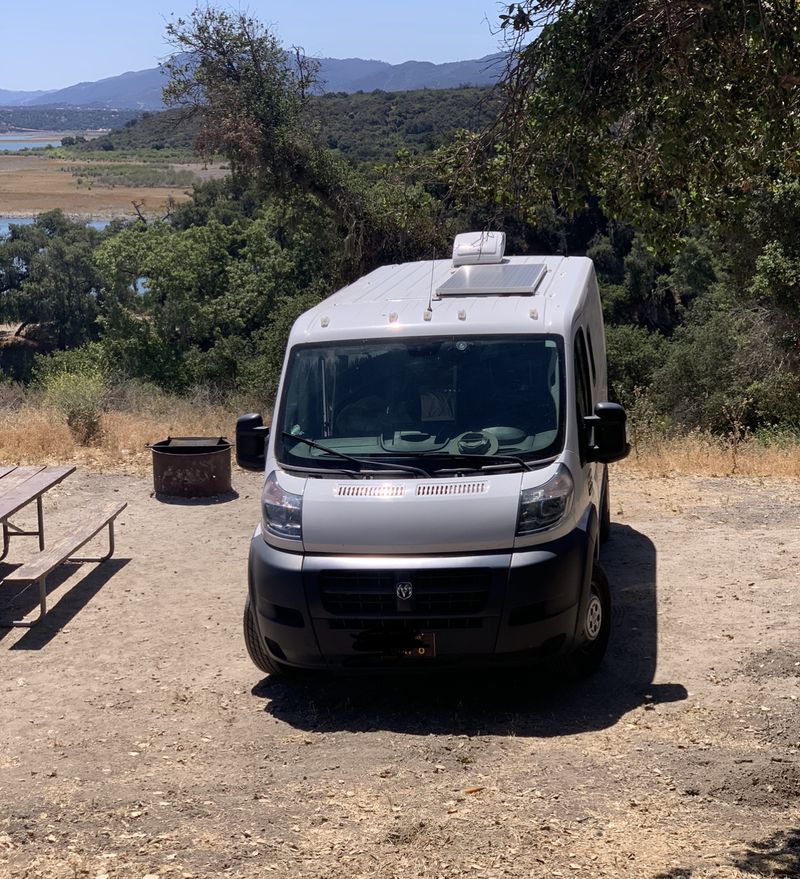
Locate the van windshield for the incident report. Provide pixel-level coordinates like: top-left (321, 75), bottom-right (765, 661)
top-left (276, 336), bottom-right (565, 471)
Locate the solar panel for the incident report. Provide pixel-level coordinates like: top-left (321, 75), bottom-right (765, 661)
top-left (436, 263), bottom-right (547, 297)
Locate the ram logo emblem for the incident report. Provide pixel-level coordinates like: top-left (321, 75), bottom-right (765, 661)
top-left (396, 582), bottom-right (414, 601)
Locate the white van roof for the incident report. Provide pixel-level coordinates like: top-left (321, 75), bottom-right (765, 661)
top-left (287, 253), bottom-right (595, 346)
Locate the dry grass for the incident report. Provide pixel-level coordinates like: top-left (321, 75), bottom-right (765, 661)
top-left (0, 394), bottom-right (247, 474)
top-left (621, 430), bottom-right (800, 478)
top-left (1, 387), bottom-right (798, 478)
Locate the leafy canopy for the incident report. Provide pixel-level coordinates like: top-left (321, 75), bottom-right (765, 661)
top-left (457, 1), bottom-right (800, 239)
top-left (164, 8), bottom-right (319, 184)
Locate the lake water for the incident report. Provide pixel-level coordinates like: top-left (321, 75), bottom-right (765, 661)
top-left (0, 217), bottom-right (109, 237)
top-left (0, 134), bottom-right (63, 151)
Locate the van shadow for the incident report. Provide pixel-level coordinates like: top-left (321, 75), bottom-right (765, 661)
top-left (252, 524), bottom-right (687, 737)
top-left (0, 559), bottom-right (129, 648)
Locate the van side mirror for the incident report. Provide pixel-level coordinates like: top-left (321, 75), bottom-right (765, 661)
top-left (236, 413), bottom-right (270, 471)
top-left (584, 402), bottom-right (629, 463)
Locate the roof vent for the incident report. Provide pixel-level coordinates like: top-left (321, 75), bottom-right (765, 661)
top-left (452, 231), bottom-right (506, 267)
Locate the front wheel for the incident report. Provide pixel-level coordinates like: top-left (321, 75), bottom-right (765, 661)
top-left (243, 594), bottom-right (286, 677)
top-left (566, 564), bottom-right (611, 677)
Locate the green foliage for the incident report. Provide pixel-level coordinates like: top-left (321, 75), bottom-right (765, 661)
top-left (651, 298), bottom-right (743, 432)
top-left (461, 1), bottom-right (800, 241)
top-left (312, 87), bottom-right (496, 164)
top-left (31, 343), bottom-right (110, 385)
top-left (71, 108), bottom-right (201, 152)
top-left (604, 324), bottom-right (665, 407)
top-left (2, 5), bottom-right (798, 442)
top-left (0, 211), bottom-right (105, 351)
top-left (64, 87), bottom-right (494, 167)
top-left (34, 345), bottom-right (110, 445)
top-left (93, 191), bottom-right (357, 394)
top-left (745, 183), bottom-right (800, 312)
top-left (650, 291), bottom-right (800, 433)
top-left (164, 9), bottom-right (318, 183)
top-left (0, 107), bottom-right (140, 132)
top-left (67, 162), bottom-right (198, 188)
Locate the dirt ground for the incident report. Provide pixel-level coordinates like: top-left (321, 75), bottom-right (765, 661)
top-left (0, 469), bottom-right (798, 879)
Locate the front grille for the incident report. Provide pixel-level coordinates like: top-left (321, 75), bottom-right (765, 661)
top-left (327, 617), bottom-right (483, 631)
top-left (318, 569), bottom-right (491, 616)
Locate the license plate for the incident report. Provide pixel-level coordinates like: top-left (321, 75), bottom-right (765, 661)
top-left (400, 633), bottom-right (436, 658)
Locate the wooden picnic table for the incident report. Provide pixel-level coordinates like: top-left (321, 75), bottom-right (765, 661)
top-left (0, 465), bottom-right (126, 628)
top-left (0, 465), bottom-right (75, 561)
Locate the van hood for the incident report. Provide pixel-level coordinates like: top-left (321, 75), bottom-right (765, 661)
top-left (300, 473), bottom-right (523, 554)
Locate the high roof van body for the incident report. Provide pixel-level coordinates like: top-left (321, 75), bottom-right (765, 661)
top-left (237, 232), bottom-right (629, 675)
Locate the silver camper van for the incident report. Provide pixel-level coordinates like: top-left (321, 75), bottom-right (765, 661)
top-left (237, 232), bottom-right (629, 676)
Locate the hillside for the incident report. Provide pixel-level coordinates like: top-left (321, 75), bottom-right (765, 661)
top-left (71, 87), bottom-right (496, 163)
top-left (312, 86), bottom-right (497, 162)
top-left (0, 88), bottom-right (54, 106)
top-left (3, 54), bottom-right (503, 111)
top-left (25, 66), bottom-right (169, 110)
top-left (318, 53), bottom-right (504, 92)
top-left (75, 109), bottom-right (201, 151)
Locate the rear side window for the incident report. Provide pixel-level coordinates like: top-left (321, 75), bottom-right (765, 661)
top-left (574, 329), bottom-right (593, 460)
top-left (574, 328), bottom-right (592, 422)
top-left (586, 328), bottom-right (597, 385)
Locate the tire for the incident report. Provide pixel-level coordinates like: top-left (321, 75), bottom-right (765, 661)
top-left (243, 594), bottom-right (286, 677)
top-left (567, 564), bottom-right (611, 678)
top-left (599, 469), bottom-right (611, 544)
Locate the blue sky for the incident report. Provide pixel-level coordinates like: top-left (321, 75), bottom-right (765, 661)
top-left (1, 1), bottom-right (508, 91)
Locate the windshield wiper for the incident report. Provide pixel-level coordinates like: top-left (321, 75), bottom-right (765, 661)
top-left (415, 452), bottom-right (534, 473)
top-left (282, 433), bottom-right (429, 478)
top-left (280, 464), bottom-right (362, 478)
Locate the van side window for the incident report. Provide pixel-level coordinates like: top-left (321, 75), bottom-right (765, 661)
top-left (574, 329), bottom-right (592, 420)
top-left (574, 329), bottom-right (592, 459)
top-left (586, 328), bottom-right (597, 385)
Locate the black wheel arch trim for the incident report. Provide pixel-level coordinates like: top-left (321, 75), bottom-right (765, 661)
top-left (573, 502), bottom-right (600, 643)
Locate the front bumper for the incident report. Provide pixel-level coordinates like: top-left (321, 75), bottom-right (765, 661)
top-left (247, 527), bottom-right (592, 670)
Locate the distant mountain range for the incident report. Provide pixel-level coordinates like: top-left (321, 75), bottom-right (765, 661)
top-left (0, 88), bottom-right (55, 105)
top-left (1, 54), bottom-right (504, 109)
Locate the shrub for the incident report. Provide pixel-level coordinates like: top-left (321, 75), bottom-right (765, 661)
top-left (605, 324), bottom-right (666, 407)
top-left (34, 345), bottom-right (111, 445)
top-left (41, 370), bottom-right (108, 445)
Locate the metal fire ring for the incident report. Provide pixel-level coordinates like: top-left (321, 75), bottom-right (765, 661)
top-left (149, 437), bottom-right (232, 498)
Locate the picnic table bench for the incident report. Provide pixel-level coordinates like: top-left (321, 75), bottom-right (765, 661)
top-left (0, 466), bottom-right (126, 628)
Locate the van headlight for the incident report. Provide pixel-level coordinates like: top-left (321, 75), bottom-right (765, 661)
top-left (262, 471), bottom-right (303, 541)
top-left (516, 465), bottom-right (574, 534)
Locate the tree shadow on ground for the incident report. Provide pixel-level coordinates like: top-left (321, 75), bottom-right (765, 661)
top-left (735, 828), bottom-right (800, 877)
top-left (651, 828), bottom-right (800, 878)
top-left (252, 523), bottom-right (687, 737)
top-left (0, 558), bottom-right (129, 649)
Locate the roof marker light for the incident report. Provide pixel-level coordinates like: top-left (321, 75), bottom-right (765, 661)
top-left (458, 309), bottom-right (466, 321)
top-left (389, 311), bottom-right (398, 323)
top-left (320, 316), bottom-right (330, 327)
top-left (423, 309), bottom-right (432, 321)
top-left (529, 308), bottom-right (539, 320)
